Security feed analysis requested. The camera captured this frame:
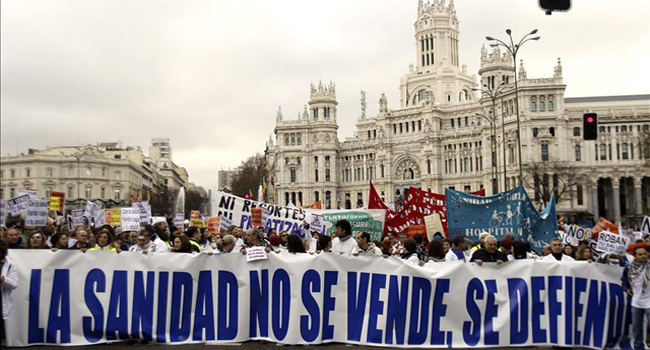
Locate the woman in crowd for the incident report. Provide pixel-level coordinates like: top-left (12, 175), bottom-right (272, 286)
top-left (286, 235), bottom-right (307, 254)
top-left (317, 235), bottom-right (332, 253)
top-left (426, 240), bottom-right (446, 262)
top-left (50, 232), bottom-right (69, 251)
top-left (26, 232), bottom-right (48, 249)
top-left (575, 245), bottom-right (594, 262)
top-left (172, 235), bottom-right (192, 253)
top-left (563, 244), bottom-right (576, 259)
top-left (442, 238), bottom-right (452, 254)
top-left (381, 239), bottom-right (393, 256)
top-left (89, 228), bottom-right (119, 252)
top-left (401, 238), bottom-right (420, 264)
top-left (268, 234), bottom-right (283, 252)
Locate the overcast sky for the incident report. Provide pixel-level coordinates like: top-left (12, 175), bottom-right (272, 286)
top-left (2, 0), bottom-right (649, 191)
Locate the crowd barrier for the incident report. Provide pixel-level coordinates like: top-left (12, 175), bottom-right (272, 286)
top-left (6, 250), bottom-right (636, 349)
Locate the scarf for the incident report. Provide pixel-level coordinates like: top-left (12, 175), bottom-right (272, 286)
top-left (629, 261), bottom-right (650, 293)
top-left (551, 252), bottom-right (564, 261)
top-left (339, 234), bottom-right (352, 242)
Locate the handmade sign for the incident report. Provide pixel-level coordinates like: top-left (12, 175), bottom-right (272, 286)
top-left (596, 230), bottom-right (629, 255)
top-left (120, 208), bottom-right (141, 231)
top-left (25, 200), bottom-right (49, 227)
top-left (7, 194), bottom-right (31, 216)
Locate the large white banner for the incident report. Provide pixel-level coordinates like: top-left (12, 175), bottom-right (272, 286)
top-left (7, 250), bottom-right (634, 349)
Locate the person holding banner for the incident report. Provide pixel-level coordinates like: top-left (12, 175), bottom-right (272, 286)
top-left (25, 232), bottom-right (47, 250)
top-left (152, 221), bottom-right (172, 252)
top-left (317, 235), bottom-right (332, 253)
top-left (241, 228), bottom-right (269, 254)
top-left (445, 235), bottom-right (470, 262)
top-left (331, 220), bottom-right (359, 256)
top-left (542, 238), bottom-right (575, 261)
top-left (425, 240), bottom-right (446, 262)
top-left (70, 229), bottom-right (93, 251)
top-left (49, 233), bottom-right (69, 252)
top-left (88, 228), bottom-right (119, 253)
top-left (128, 228), bottom-right (157, 254)
top-left (623, 245), bottom-right (650, 350)
top-left (172, 235), bottom-right (192, 253)
top-left (1, 240), bottom-right (18, 347)
top-left (469, 236), bottom-right (507, 266)
top-left (400, 238), bottom-right (420, 264)
top-left (354, 232), bottom-right (382, 255)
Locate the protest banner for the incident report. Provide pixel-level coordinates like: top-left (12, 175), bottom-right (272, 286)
top-left (309, 214), bottom-right (324, 233)
top-left (251, 208), bottom-right (263, 227)
top-left (246, 246), bottom-right (268, 262)
top-left (49, 191), bottom-right (65, 211)
top-left (8, 194), bottom-right (31, 216)
top-left (592, 217), bottom-right (619, 236)
top-left (121, 208), bottom-right (141, 231)
top-left (192, 218), bottom-right (207, 228)
top-left (305, 209), bottom-right (386, 241)
top-left (25, 199), bottom-right (49, 227)
top-left (561, 224), bottom-right (590, 244)
top-left (132, 201), bottom-right (152, 226)
top-left (212, 191), bottom-right (307, 235)
top-left (0, 200), bottom-right (7, 227)
top-left (220, 215), bottom-right (233, 232)
top-left (18, 188), bottom-right (39, 199)
top-left (207, 216), bottom-right (221, 235)
top-left (424, 213), bottom-right (444, 241)
top-left (446, 186), bottom-right (557, 252)
top-left (406, 224), bottom-right (426, 237)
top-left (68, 210), bottom-right (86, 231)
top-left (104, 209), bottom-right (122, 227)
top-left (7, 251), bottom-right (634, 349)
top-left (597, 230), bottom-right (629, 255)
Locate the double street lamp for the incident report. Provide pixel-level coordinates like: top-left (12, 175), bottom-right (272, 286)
top-left (474, 81), bottom-right (508, 193)
top-left (486, 29), bottom-right (540, 186)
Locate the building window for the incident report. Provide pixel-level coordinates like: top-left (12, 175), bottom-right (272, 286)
top-left (68, 166), bottom-right (74, 176)
top-left (86, 166), bottom-right (92, 176)
top-left (539, 97), bottom-right (546, 111)
top-left (25, 168), bottom-right (31, 177)
top-left (290, 168), bottom-right (296, 183)
top-left (427, 159), bottom-right (431, 174)
top-left (285, 157), bottom-right (289, 165)
top-left (85, 186), bottom-right (92, 199)
top-left (599, 144), bottom-right (607, 160)
top-left (297, 157), bottom-right (301, 165)
top-left (297, 133), bottom-right (302, 145)
top-left (573, 127), bottom-right (580, 137)
top-left (10, 188), bottom-right (16, 198)
top-left (101, 168), bottom-right (106, 177)
top-left (533, 128), bottom-right (539, 137)
top-left (541, 144), bottom-right (549, 161)
top-left (575, 145), bottom-right (581, 161)
top-left (314, 191), bottom-right (320, 202)
top-left (115, 172), bottom-right (122, 180)
top-left (531, 97), bottom-right (537, 112)
top-left (393, 124), bottom-right (397, 134)
top-left (549, 127), bottom-right (555, 137)
top-left (101, 187), bottom-right (106, 198)
top-left (380, 164), bottom-right (384, 178)
top-left (418, 120), bottom-right (422, 131)
top-left (285, 135), bottom-right (289, 145)
top-left (577, 185), bottom-right (584, 205)
top-left (405, 122), bottom-right (409, 132)
top-left (46, 168), bottom-right (53, 177)
top-left (548, 96), bottom-right (554, 111)
top-left (315, 169), bottom-right (319, 182)
top-left (68, 185), bottom-right (74, 198)
top-left (114, 188), bottom-right (121, 200)
top-left (622, 143), bottom-right (629, 160)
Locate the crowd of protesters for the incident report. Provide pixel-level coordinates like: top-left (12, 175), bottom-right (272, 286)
top-left (2, 216), bottom-right (650, 349)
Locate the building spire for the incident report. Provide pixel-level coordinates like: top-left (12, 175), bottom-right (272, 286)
top-left (519, 60), bottom-right (527, 80)
top-left (554, 57), bottom-right (563, 79)
top-left (276, 106), bottom-right (283, 121)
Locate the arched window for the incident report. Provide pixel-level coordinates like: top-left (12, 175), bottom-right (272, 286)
top-left (285, 135), bottom-right (289, 145)
top-left (297, 133), bottom-right (302, 145)
top-left (533, 128), bottom-right (539, 137)
top-left (548, 96), bottom-right (554, 111)
top-left (622, 143), bottom-right (629, 160)
top-left (403, 168), bottom-right (415, 180)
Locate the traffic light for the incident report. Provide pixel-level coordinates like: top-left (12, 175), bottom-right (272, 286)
top-left (583, 113), bottom-right (598, 140)
top-left (244, 193), bottom-right (251, 200)
top-left (538, 0), bottom-right (571, 15)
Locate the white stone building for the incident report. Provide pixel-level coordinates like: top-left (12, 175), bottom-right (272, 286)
top-left (0, 140), bottom-right (190, 208)
top-left (265, 1), bottom-right (649, 225)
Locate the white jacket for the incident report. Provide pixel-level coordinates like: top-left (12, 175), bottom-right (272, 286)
top-left (1, 257), bottom-right (19, 319)
top-left (542, 253), bottom-right (575, 262)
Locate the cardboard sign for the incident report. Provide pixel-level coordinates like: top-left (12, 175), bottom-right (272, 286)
top-left (0, 200), bottom-right (7, 227)
top-left (597, 230), bottom-right (629, 255)
top-left (173, 213), bottom-right (184, 228)
top-left (105, 209), bottom-right (122, 226)
top-left (424, 213), bottom-right (444, 242)
top-left (121, 208), bottom-right (141, 231)
top-left (310, 214), bottom-right (324, 233)
top-left (406, 224), bottom-right (427, 238)
top-left (132, 201), bottom-right (152, 226)
top-left (642, 216), bottom-right (650, 236)
top-left (220, 215), bottom-right (233, 233)
top-left (49, 191), bottom-right (66, 211)
top-left (25, 199), bottom-right (49, 227)
top-left (592, 217), bottom-right (619, 236)
top-left (8, 194), bottom-right (31, 216)
top-left (251, 208), bottom-right (263, 227)
top-left (246, 246), bottom-right (268, 262)
top-left (18, 188), bottom-right (39, 199)
top-left (192, 218), bottom-right (206, 228)
top-left (207, 216), bottom-right (221, 235)
top-left (562, 224), bottom-right (590, 243)
top-left (68, 209), bottom-right (87, 230)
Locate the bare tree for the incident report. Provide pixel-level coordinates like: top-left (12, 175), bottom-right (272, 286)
top-left (184, 187), bottom-right (209, 217)
top-left (523, 160), bottom-right (579, 207)
top-left (231, 153), bottom-right (267, 198)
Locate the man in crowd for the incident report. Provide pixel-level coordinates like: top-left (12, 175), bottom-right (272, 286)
top-left (1, 240), bottom-right (19, 345)
top-left (445, 235), bottom-right (469, 262)
top-left (470, 231), bottom-right (491, 254)
top-left (624, 245), bottom-right (650, 350)
top-left (6, 228), bottom-right (24, 249)
top-left (331, 220), bottom-right (359, 256)
top-left (355, 232), bottom-right (382, 255)
top-left (412, 234), bottom-right (428, 261)
top-left (542, 238), bottom-right (575, 261)
top-left (152, 221), bottom-right (171, 252)
top-left (470, 236), bottom-right (507, 265)
top-left (129, 228), bottom-right (157, 254)
top-left (70, 229), bottom-right (92, 251)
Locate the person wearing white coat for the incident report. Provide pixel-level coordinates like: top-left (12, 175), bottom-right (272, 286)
top-left (1, 240), bottom-right (19, 344)
top-left (541, 238), bottom-right (576, 262)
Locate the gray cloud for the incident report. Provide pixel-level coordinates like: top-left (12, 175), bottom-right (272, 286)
top-left (2, 0), bottom-right (648, 190)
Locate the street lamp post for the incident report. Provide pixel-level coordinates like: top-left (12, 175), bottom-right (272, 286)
top-left (65, 147), bottom-right (101, 209)
top-left (486, 29), bottom-right (540, 186)
top-left (474, 82), bottom-right (508, 193)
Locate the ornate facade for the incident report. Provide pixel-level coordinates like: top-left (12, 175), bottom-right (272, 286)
top-left (266, 0), bottom-right (649, 225)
